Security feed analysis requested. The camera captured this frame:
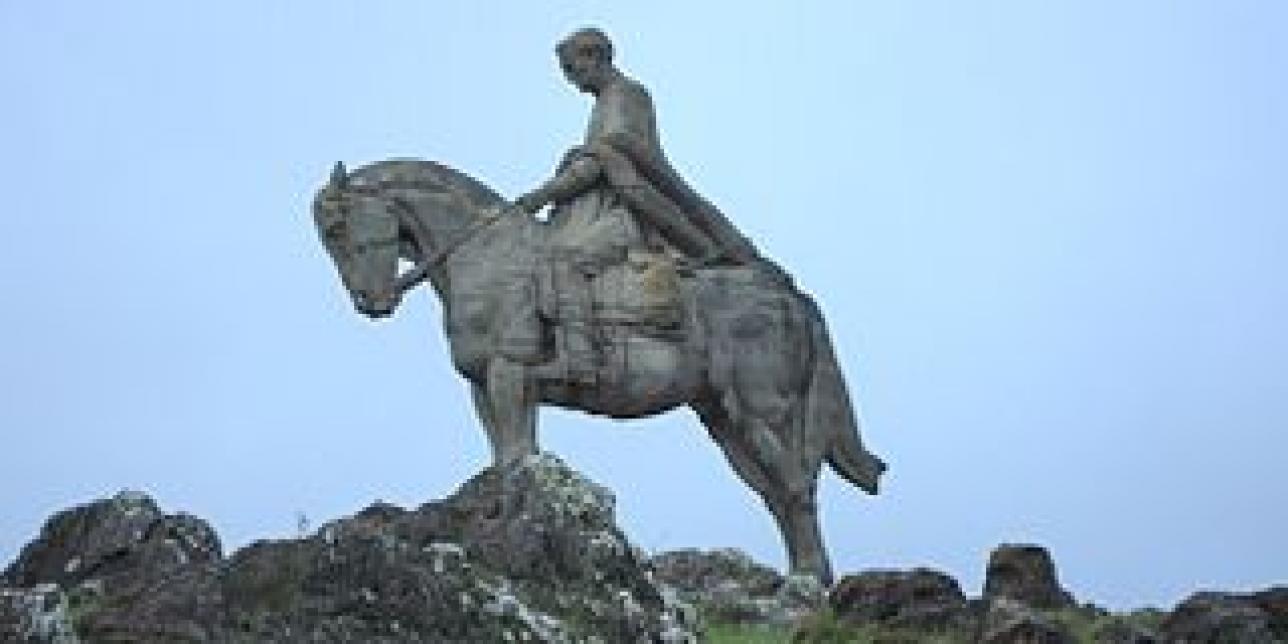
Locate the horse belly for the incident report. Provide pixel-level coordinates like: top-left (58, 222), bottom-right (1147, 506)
top-left (595, 331), bottom-right (697, 418)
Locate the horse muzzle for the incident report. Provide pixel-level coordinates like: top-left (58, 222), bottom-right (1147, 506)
top-left (354, 290), bottom-right (399, 318)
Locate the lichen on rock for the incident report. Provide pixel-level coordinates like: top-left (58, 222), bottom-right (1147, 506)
top-left (0, 454), bottom-right (698, 643)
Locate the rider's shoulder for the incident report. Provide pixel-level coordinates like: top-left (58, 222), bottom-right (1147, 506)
top-left (608, 75), bottom-right (653, 105)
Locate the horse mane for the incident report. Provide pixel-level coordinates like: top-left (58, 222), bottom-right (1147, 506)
top-left (348, 158), bottom-right (506, 213)
top-left (341, 158), bottom-right (535, 297)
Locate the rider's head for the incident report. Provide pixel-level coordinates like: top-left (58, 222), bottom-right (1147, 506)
top-left (556, 28), bottom-right (615, 95)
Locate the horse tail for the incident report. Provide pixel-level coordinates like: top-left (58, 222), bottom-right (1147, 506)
top-left (799, 295), bottom-right (886, 495)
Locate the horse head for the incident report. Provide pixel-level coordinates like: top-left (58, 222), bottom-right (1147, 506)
top-left (313, 161), bottom-right (405, 318)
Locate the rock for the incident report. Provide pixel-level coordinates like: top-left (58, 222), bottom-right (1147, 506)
top-left (652, 547), bottom-right (782, 599)
top-left (1161, 590), bottom-right (1281, 643)
top-left (1250, 586), bottom-right (1288, 640)
top-left (978, 597), bottom-right (1074, 644)
top-left (0, 454), bottom-right (699, 643)
top-left (427, 452), bottom-right (649, 595)
top-left (983, 544), bottom-right (1076, 609)
top-left (0, 584), bottom-right (79, 644)
top-left (1092, 617), bottom-right (1160, 644)
top-left (1, 490), bottom-right (226, 642)
top-left (2, 490), bottom-right (221, 591)
top-left (73, 562), bottom-right (227, 642)
top-left (773, 574), bottom-right (827, 624)
top-left (651, 548), bottom-right (780, 623)
top-left (828, 568), bottom-right (968, 630)
top-left (650, 547), bottom-right (820, 626)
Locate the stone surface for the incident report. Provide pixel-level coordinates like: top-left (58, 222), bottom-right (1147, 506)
top-left (977, 597), bottom-right (1074, 644)
top-left (1092, 617), bottom-right (1160, 644)
top-left (7, 505), bottom-right (1284, 644)
top-left (312, 25), bottom-right (886, 584)
top-left (1250, 586), bottom-right (1288, 640)
top-left (650, 548), bottom-right (822, 627)
top-left (0, 584), bottom-right (79, 644)
top-left (828, 568), bottom-right (969, 630)
top-left (983, 544), bottom-right (1076, 610)
top-left (0, 455), bottom-right (698, 643)
top-left (652, 548), bottom-right (783, 600)
top-left (1160, 590), bottom-right (1283, 643)
top-left (2, 490), bottom-right (221, 591)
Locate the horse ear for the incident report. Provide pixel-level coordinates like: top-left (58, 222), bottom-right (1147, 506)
top-left (329, 161), bottom-right (348, 190)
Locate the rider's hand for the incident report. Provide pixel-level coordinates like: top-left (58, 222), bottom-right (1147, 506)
top-left (513, 190), bottom-right (547, 215)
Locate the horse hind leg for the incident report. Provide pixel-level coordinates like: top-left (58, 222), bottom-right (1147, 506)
top-left (693, 397), bottom-right (834, 585)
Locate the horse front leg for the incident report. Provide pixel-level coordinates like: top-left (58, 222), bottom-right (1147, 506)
top-left (483, 356), bottom-right (537, 465)
top-left (469, 381), bottom-right (504, 465)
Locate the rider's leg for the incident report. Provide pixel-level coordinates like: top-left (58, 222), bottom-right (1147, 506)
top-left (616, 183), bottom-right (722, 263)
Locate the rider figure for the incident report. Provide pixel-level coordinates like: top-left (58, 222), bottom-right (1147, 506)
top-left (515, 27), bottom-right (765, 385)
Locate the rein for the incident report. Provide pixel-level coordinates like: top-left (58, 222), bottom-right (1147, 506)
top-left (394, 203), bottom-right (508, 295)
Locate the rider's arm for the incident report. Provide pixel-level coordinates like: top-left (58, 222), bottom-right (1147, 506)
top-left (516, 153), bottom-right (602, 214)
top-left (536, 153), bottom-right (602, 205)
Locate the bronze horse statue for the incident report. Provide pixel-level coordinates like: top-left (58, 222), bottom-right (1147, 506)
top-left (312, 158), bottom-right (885, 583)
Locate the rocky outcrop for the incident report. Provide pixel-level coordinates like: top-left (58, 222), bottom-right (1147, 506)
top-left (5, 474), bottom-right (1285, 643)
top-left (1, 584), bottom-right (79, 644)
top-left (0, 454), bottom-right (696, 643)
top-left (983, 544), bottom-right (1076, 610)
top-left (1, 491), bottom-right (226, 643)
top-left (976, 597), bottom-right (1073, 644)
top-left (1091, 615), bottom-right (1161, 644)
top-left (650, 548), bottom-right (822, 626)
top-left (2, 490), bottom-right (221, 591)
top-left (1256, 587), bottom-right (1288, 640)
top-left (828, 568), bottom-right (969, 630)
top-left (1160, 588), bottom-right (1288, 643)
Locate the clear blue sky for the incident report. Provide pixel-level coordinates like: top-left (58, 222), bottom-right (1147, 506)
top-left (2, 2), bottom-right (1284, 610)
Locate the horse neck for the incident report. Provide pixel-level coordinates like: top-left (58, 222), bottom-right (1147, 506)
top-left (354, 158), bottom-right (527, 299)
top-left (397, 188), bottom-right (534, 300)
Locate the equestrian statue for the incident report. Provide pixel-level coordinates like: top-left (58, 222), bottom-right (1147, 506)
top-left (311, 28), bottom-right (885, 583)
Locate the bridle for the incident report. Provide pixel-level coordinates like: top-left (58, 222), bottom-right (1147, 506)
top-left (391, 198), bottom-right (509, 296)
top-left (323, 166), bottom-right (512, 299)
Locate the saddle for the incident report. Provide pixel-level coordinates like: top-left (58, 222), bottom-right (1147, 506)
top-left (586, 248), bottom-right (686, 336)
top-left (484, 248), bottom-right (688, 369)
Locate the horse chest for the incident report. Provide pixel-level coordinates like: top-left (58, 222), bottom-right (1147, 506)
top-left (446, 270), bottom-right (544, 375)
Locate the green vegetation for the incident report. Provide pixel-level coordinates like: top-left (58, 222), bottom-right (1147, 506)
top-left (704, 605), bottom-right (1168, 643)
top-left (1045, 605), bottom-right (1167, 642)
top-left (706, 610), bottom-right (969, 644)
top-left (705, 621), bottom-right (791, 643)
